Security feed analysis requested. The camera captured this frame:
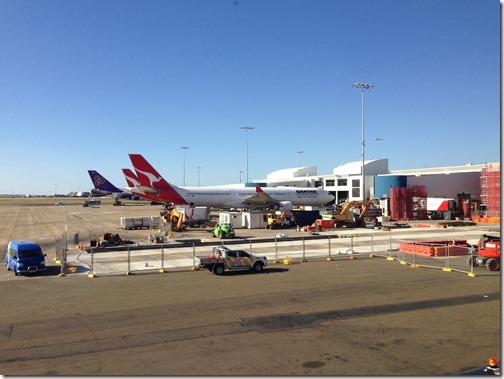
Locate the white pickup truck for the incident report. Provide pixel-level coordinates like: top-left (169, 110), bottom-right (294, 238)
top-left (194, 246), bottom-right (268, 275)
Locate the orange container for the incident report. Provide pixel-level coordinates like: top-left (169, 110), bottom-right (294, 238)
top-left (315, 219), bottom-right (335, 229)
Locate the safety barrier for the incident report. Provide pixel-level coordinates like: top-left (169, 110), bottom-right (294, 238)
top-left (472, 216), bottom-right (500, 224)
top-left (67, 234), bottom-right (382, 277)
top-left (59, 233), bottom-right (499, 278)
top-left (376, 240), bottom-right (499, 277)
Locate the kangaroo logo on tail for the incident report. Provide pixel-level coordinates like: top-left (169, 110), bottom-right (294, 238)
top-left (128, 154), bottom-right (188, 205)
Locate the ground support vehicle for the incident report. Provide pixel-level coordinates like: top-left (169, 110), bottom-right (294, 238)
top-left (161, 208), bottom-right (186, 232)
top-left (194, 246), bottom-right (267, 275)
top-left (212, 223), bottom-right (235, 239)
top-left (161, 206), bottom-right (208, 231)
top-left (82, 200), bottom-right (101, 207)
top-left (467, 234), bottom-right (500, 271)
top-left (267, 211), bottom-right (296, 229)
top-left (5, 240), bottom-right (47, 275)
top-left (331, 200), bottom-right (379, 227)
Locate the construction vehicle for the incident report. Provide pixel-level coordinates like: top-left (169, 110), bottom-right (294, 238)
top-left (161, 206), bottom-right (208, 231)
top-left (161, 208), bottom-right (186, 232)
top-left (331, 200), bottom-right (378, 227)
top-left (194, 246), bottom-right (267, 275)
top-left (467, 234), bottom-right (500, 271)
top-left (266, 211), bottom-right (296, 229)
top-left (212, 223), bottom-right (235, 239)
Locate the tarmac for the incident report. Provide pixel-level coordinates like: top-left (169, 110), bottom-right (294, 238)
top-left (0, 203), bottom-right (500, 375)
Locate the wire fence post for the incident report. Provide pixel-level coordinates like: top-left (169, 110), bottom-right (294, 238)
top-left (370, 235), bottom-right (374, 255)
top-left (275, 237), bottom-right (278, 262)
top-left (445, 243), bottom-right (451, 271)
top-left (90, 248), bottom-right (94, 277)
top-left (127, 246), bottom-right (131, 275)
top-left (302, 238), bottom-right (306, 261)
top-left (328, 236), bottom-right (332, 260)
top-left (470, 245), bottom-right (475, 275)
top-left (160, 248), bottom-right (165, 273)
top-left (389, 236), bottom-right (393, 258)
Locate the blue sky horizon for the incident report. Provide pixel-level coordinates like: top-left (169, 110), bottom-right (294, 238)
top-left (0, 0), bottom-right (500, 195)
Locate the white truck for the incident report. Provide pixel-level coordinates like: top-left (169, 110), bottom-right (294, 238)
top-left (194, 246), bottom-right (268, 275)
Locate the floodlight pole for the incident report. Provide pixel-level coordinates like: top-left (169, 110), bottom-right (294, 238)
top-left (297, 150), bottom-right (304, 168)
top-left (241, 126), bottom-right (254, 183)
top-left (375, 137), bottom-right (383, 159)
top-left (180, 146), bottom-right (189, 186)
top-left (352, 82), bottom-right (373, 201)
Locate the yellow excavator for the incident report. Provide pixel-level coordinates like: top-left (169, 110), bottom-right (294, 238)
top-left (331, 200), bottom-right (376, 227)
top-left (267, 211), bottom-right (296, 229)
top-left (161, 208), bottom-right (186, 232)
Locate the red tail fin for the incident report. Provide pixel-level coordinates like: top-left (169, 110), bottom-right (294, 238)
top-left (129, 154), bottom-right (188, 205)
top-left (122, 168), bottom-right (139, 187)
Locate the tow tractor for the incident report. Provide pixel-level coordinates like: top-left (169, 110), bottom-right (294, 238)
top-left (467, 234), bottom-right (500, 271)
top-left (194, 246), bottom-right (267, 275)
top-left (212, 223), bottom-right (235, 239)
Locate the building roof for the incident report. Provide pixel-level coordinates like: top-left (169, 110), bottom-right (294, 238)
top-left (266, 166), bottom-right (317, 180)
top-left (388, 163), bottom-right (486, 176)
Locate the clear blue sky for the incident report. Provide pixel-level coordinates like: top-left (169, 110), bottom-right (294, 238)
top-left (0, 0), bottom-right (500, 195)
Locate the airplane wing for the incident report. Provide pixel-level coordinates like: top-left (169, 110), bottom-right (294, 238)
top-left (242, 186), bottom-right (277, 207)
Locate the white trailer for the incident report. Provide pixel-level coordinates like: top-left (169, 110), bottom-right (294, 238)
top-left (242, 212), bottom-right (269, 229)
top-left (219, 212), bottom-right (243, 229)
top-left (175, 206), bottom-right (209, 227)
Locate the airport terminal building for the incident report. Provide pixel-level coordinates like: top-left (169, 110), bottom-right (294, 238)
top-left (252, 159), bottom-right (500, 217)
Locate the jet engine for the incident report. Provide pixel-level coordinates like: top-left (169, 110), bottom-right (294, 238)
top-left (274, 201), bottom-right (293, 212)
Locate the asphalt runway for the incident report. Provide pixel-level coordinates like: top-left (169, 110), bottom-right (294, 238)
top-left (0, 204), bottom-right (501, 375)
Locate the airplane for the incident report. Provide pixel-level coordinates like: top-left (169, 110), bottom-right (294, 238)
top-left (121, 168), bottom-right (165, 203)
top-left (88, 170), bottom-right (140, 199)
top-left (128, 154), bottom-right (335, 210)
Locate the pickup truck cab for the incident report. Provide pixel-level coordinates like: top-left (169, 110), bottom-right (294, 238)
top-left (5, 240), bottom-right (47, 275)
top-left (195, 246), bottom-right (267, 275)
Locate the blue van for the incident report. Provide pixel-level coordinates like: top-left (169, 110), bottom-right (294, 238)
top-left (5, 240), bottom-right (46, 275)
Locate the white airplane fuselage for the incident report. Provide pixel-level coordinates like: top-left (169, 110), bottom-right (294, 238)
top-left (163, 185), bottom-right (333, 209)
top-left (128, 153), bottom-right (335, 210)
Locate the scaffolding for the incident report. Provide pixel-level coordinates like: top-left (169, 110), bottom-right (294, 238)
top-left (390, 185), bottom-right (427, 221)
top-left (480, 162), bottom-right (500, 218)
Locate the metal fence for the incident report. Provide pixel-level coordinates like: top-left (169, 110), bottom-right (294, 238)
top-left (61, 234), bottom-right (499, 277)
top-left (54, 232), bottom-right (69, 276)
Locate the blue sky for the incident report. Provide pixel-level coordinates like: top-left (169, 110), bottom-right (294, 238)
top-left (0, 0), bottom-right (500, 195)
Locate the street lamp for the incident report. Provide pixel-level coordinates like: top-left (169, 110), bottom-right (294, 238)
top-left (352, 82), bottom-right (373, 201)
top-left (197, 166), bottom-right (201, 186)
top-left (180, 146), bottom-right (189, 186)
top-left (297, 150), bottom-right (304, 168)
top-left (374, 137), bottom-right (383, 159)
top-left (240, 126), bottom-right (254, 183)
